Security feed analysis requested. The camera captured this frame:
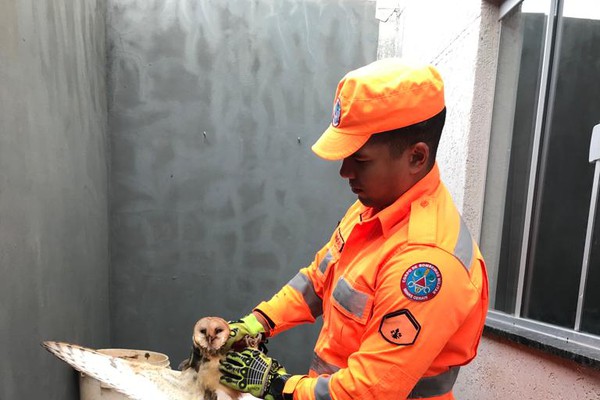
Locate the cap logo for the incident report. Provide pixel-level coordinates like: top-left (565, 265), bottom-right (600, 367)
top-left (332, 97), bottom-right (342, 127)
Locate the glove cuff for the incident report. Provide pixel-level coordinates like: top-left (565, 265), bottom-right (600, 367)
top-left (253, 308), bottom-right (276, 334)
top-left (268, 374), bottom-right (292, 400)
top-left (241, 313), bottom-right (266, 336)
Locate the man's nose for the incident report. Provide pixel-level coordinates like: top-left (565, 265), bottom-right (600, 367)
top-left (339, 158), bottom-right (354, 179)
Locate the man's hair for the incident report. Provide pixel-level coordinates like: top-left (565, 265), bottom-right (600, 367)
top-left (369, 107), bottom-right (446, 167)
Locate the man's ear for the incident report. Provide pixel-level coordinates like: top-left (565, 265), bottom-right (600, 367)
top-left (409, 142), bottom-right (430, 173)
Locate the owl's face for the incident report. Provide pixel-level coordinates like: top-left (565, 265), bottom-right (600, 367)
top-left (192, 317), bottom-right (230, 355)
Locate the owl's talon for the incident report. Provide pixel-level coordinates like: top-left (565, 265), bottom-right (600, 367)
top-left (243, 333), bottom-right (263, 349)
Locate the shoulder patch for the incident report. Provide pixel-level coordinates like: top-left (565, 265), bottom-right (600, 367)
top-left (401, 263), bottom-right (442, 302)
top-left (379, 309), bottom-right (421, 345)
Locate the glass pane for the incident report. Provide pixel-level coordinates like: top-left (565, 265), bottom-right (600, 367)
top-left (480, 0), bottom-right (551, 313)
top-left (523, 0), bottom-right (600, 328)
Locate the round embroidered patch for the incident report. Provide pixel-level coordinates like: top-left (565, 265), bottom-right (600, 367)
top-left (401, 263), bottom-right (442, 302)
top-left (332, 97), bottom-right (342, 127)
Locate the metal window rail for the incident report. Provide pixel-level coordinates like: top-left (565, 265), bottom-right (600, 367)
top-left (487, 310), bottom-right (600, 362)
top-left (500, 0), bottom-right (525, 20)
top-left (574, 124), bottom-right (600, 331)
top-left (514, 0), bottom-right (559, 319)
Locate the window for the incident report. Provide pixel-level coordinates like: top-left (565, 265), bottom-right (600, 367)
top-left (481, 0), bottom-right (600, 361)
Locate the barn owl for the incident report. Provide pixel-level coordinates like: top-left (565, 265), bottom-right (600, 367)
top-left (43, 317), bottom-right (259, 400)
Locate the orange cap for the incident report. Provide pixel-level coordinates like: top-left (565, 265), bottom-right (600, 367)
top-left (312, 58), bottom-right (445, 160)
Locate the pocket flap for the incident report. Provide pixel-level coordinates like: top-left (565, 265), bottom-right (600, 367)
top-left (331, 276), bottom-right (373, 325)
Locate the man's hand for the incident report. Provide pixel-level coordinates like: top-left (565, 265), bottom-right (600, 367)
top-left (219, 348), bottom-right (290, 400)
top-left (224, 313), bottom-right (266, 351)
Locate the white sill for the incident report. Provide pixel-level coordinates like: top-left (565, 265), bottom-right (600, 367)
top-left (486, 310), bottom-right (600, 364)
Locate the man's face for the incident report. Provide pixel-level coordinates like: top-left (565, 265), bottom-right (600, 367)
top-left (340, 139), bottom-right (416, 213)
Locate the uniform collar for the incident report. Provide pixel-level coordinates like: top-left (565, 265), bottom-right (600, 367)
top-left (360, 163), bottom-right (441, 238)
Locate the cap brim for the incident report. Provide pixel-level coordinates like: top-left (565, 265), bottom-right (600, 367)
top-left (311, 125), bottom-right (371, 161)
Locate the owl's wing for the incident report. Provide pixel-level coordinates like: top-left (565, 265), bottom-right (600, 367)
top-left (42, 341), bottom-right (199, 400)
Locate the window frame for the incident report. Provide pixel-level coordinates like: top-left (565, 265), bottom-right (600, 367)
top-left (487, 310), bottom-right (600, 362)
top-left (485, 0), bottom-right (600, 363)
top-left (500, 0), bottom-right (525, 19)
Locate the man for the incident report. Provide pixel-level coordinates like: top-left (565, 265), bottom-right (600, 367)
top-left (218, 58), bottom-right (488, 400)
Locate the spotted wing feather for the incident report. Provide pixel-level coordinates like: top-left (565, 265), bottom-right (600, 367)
top-left (42, 341), bottom-right (199, 400)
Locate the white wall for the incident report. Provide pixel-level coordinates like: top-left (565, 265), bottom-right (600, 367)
top-left (377, 0), bottom-right (499, 241)
top-left (376, 0), bottom-right (600, 397)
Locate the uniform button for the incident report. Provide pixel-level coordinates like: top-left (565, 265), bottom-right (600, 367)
top-left (420, 200), bottom-right (429, 208)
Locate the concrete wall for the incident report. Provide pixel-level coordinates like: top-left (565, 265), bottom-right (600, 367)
top-left (107, 0), bottom-right (378, 373)
top-left (455, 334), bottom-right (600, 399)
top-left (0, 1), bottom-right (109, 399)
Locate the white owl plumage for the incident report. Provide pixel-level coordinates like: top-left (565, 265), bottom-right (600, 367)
top-left (43, 317), bottom-right (259, 400)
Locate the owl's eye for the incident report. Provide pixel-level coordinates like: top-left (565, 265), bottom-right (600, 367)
top-left (200, 328), bottom-right (206, 334)
top-left (215, 328), bottom-right (223, 334)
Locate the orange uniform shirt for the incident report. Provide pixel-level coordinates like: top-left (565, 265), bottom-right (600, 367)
top-left (255, 164), bottom-right (488, 400)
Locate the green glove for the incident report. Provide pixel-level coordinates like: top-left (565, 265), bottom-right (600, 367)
top-left (219, 348), bottom-right (290, 400)
top-left (224, 314), bottom-right (266, 351)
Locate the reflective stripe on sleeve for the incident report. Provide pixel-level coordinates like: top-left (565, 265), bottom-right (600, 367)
top-left (332, 277), bottom-right (368, 320)
top-left (454, 218), bottom-right (474, 271)
top-left (318, 250), bottom-right (333, 273)
top-left (310, 352), bottom-right (341, 375)
top-left (287, 272), bottom-right (323, 318)
top-left (314, 376), bottom-right (332, 400)
top-left (408, 366), bottom-right (460, 398)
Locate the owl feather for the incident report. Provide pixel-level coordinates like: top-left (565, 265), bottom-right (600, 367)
top-left (43, 317), bottom-right (258, 400)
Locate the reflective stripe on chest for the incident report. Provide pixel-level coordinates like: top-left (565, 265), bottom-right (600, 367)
top-left (331, 276), bottom-right (372, 323)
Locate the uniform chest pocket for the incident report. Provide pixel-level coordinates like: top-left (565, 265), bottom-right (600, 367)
top-left (331, 276), bottom-right (374, 325)
top-left (329, 277), bottom-right (374, 353)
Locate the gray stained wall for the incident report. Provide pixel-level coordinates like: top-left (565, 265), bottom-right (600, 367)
top-left (108, 0), bottom-right (378, 372)
top-left (0, 1), bottom-right (109, 399)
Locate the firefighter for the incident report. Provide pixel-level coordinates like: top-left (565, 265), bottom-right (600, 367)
top-left (218, 58), bottom-right (489, 400)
